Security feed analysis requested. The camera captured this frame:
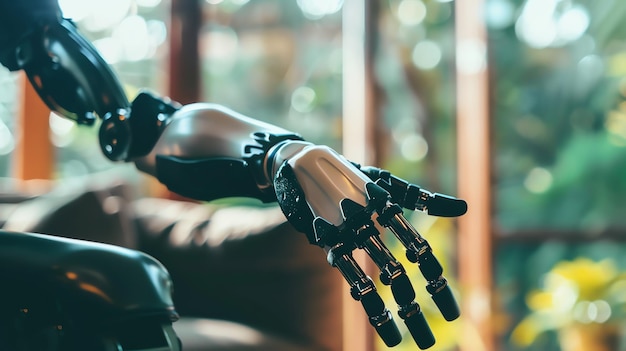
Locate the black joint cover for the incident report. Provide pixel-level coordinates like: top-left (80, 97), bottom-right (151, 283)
top-left (349, 285), bottom-right (362, 300)
top-left (403, 307), bottom-right (436, 349)
top-left (340, 199), bottom-right (369, 229)
top-left (376, 203), bottom-right (403, 226)
top-left (374, 178), bottom-right (392, 194)
top-left (127, 91), bottom-right (180, 159)
top-left (364, 182), bottom-right (391, 211)
top-left (428, 193), bottom-right (468, 217)
top-left (273, 162), bottom-right (318, 244)
top-left (388, 176), bottom-right (410, 205)
top-left (374, 312), bottom-right (402, 347)
top-left (340, 199), bottom-right (383, 246)
top-left (358, 165), bottom-right (388, 183)
top-left (326, 241), bottom-right (357, 267)
top-left (361, 291), bottom-right (402, 347)
top-left (418, 250), bottom-right (444, 280)
top-left (406, 249), bottom-right (419, 263)
top-left (360, 288), bottom-right (386, 316)
top-left (390, 274), bottom-right (416, 305)
top-left (431, 284), bottom-right (460, 321)
top-left (313, 217), bottom-right (340, 247)
top-left (156, 155), bottom-right (275, 202)
top-left (404, 184), bottom-right (421, 210)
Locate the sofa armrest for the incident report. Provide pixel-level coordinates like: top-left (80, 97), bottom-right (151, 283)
top-left (132, 198), bottom-right (343, 351)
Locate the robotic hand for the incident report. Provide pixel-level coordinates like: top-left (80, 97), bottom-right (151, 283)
top-left (271, 144), bottom-right (467, 349)
top-left (108, 93), bottom-right (468, 349)
top-left (0, 1), bottom-right (468, 349)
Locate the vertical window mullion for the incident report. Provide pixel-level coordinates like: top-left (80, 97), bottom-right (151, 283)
top-left (13, 72), bottom-right (53, 181)
top-left (169, 0), bottom-right (202, 105)
top-left (455, 0), bottom-right (495, 350)
top-left (342, 0), bottom-right (380, 350)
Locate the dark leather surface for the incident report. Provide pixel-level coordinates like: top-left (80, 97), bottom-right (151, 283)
top-left (0, 230), bottom-right (176, 321)
top-left (0, 178), bottom-right (343, 351)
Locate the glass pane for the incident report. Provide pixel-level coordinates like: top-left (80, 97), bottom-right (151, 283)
top-left (490, 0), bottom-right (626, 232)
top-left (377, 0), bottom-right (457, 193)
top-left (200, 0), bottom-right (343, 150)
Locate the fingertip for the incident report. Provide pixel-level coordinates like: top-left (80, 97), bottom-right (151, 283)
top-left (428, 194), bottom-right (468, 217)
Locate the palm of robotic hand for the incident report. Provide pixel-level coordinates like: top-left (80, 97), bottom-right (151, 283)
top-left (270, 144), bottom-right (467, 349)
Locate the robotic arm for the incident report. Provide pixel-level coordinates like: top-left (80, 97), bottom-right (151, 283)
top-left (119, 92), bottom-right (467, 349)
top-left (0, 2), bottom-right (468, 349)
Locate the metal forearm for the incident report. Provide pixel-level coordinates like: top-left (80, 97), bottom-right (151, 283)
top-left (129, 96), bottom-right (303, 202)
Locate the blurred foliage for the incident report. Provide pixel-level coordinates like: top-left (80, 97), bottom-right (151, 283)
top-left (376, 0), bottom-right (457, 193)
top-left (491, 0), bottom-right (626, 232)
top-left (201, 0), bottom-right (344, 150)
top-left (498, 241), bottom-right (626, 351)
top-left (491, 0), bottom-right (626, 350)
top-left (511, 257), bottom-right (626, 349)
top-left (498, 243), bottom-right (626, 351)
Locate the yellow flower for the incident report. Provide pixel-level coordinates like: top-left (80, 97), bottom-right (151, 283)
top-left (511, 316), bottom-right (542, 347)
top-left (511, 257), bottom-right (626, 347)
top-left (526, 290), bottom-right (556, 311)
top-left (549, 258), bottom-right (618, 301)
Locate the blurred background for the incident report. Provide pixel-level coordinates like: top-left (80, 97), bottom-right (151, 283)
top-left (2, 0), bottom-right (626, 350)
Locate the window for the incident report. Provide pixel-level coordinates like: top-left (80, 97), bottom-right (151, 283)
top-left (200, 0), bottom-right (343, 150)
top-left (489, 1), bottom-right (626, 350)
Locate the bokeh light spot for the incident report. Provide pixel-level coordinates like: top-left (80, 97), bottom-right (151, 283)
top-left (396, 0), bottom-right (427, 26)
top-left (412, 40), bottom-right (442, 70)
top-left (401, 134), bottom-right (428, 161)
top-left (456, 39), bottom-right (486, 74)
top-left (524, 167), bottom-right (553, 194)
top-left (297, 0), bottom-right (343, 20)
top-left (291, 86), bottom-right (317, 113)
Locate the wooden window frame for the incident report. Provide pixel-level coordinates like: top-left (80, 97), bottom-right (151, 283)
top-left (455, 0), bottom-right (495, 350)
top-left (14, 73), bottom-right (53, 182)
